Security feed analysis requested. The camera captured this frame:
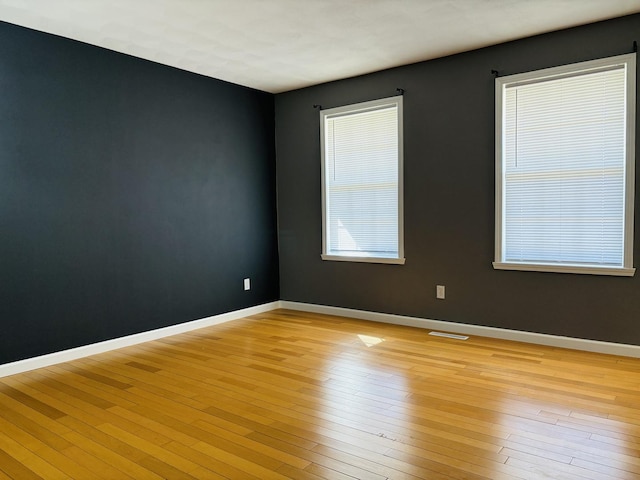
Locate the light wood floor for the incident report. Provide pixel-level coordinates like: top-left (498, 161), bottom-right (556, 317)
top-left (1, 309), bottom-right (639, 479)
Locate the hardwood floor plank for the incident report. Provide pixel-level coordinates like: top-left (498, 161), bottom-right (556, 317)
top-left (275, 463), bottom-right (330, 480)
top-left (571, 457), bottom-right (638, 479)
top-left (0, 448), bottom-right (44, 480)
top-left (192, 418), bottom-right (311, 469)
top-left (60, 445), bottom-right (136, 480)
top-left (5, 371), bottom-right (177, 449)
top-left (62, 430), bottom-right (164, 480)
top-left (97, 422), bottom-right (202, 475)
top-left (190, 440), bottom-right (290, 479)
top-left (1, 308), bottom-right (639, 479)
top-left (505, 456), bottom-right (592, 480)
top-left (303, 461), bottom-right (364, 480)
top-left (0, 468), bottom-right (17, 480)
top-left (311, 442), bottom-right (458, 480)
top-left (0, 393), bottom-right (74, 452)
top-left (0, 384), bottom-right (66, 420)
top-left (163, 440), bottom-right (262, 480)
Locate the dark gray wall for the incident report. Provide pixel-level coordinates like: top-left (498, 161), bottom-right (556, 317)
top-left (0, 21), bottom-right (279, 364)
top-left (275, 14), bottom-right (640, 345)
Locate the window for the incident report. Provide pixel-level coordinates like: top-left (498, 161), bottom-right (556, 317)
top-left (494, 53), bottom-right (636, 276)
top-left (320, 96), bottom-right (404, 264)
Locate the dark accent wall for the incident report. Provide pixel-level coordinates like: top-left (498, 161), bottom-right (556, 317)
top-left (0, 21), bottom-right (279, 364)
top-left (275, 14), bottom-right (640, 346)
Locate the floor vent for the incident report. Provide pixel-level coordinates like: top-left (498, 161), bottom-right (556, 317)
top-left (429, 331), bottom-right (469, 340)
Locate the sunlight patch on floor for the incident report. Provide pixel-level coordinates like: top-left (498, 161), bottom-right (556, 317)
top-left (358, 334), bottom-right (385, 347)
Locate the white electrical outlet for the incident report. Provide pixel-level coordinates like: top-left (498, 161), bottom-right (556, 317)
top-left (436, 285), bottom-right (445, 299)
top-left (243, 278), bottom-right (251, 291)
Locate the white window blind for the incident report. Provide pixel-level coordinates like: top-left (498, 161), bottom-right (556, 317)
top-left (494, 54), bottom-right (636, 276)
top-left (320, 96), bottom-right (404, 264)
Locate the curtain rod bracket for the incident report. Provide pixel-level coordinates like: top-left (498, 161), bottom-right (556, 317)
top-left (396, 88), bottom-right (405, 95)
top-left (313, 104), bottom-right (322, 110)
top-left (491, 69), bottom-right (499, 77)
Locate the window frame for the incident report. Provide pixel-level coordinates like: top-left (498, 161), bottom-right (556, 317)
top-left (493, 53), bottom-right (636, 276)
top-left (320, 95), bottom-right (405, 265)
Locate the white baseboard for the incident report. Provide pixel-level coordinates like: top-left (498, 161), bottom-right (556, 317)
top-left (0, 301), bottom-right (280, 378)
top-left (280, 301), bottom-right (640, 358)
top-left (3, 299), bottom-right (638, 378)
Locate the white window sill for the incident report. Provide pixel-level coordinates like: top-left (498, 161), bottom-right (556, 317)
top-left (493, 262), bottom-right (635, 277)
top-left (322, 254), bottom-right (405, 265)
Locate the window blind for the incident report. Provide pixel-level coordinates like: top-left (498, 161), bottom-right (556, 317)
top-left (500, 63), bottom-right (629, 269)
top-left (322, 100), bottom-right (401, 260)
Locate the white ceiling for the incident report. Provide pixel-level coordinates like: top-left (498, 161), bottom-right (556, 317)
top-left (0, 0), bottom-right (639, 93)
